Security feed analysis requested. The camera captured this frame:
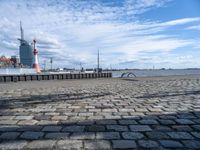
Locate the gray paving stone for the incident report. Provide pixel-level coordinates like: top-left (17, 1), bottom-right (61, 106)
top-left (138, 140), bottom-right (159, 148)
top-left (182, 140), bottom-right (200, 149)
top-left (0, 140), bottom-right (27, 150)
top-left (17, 120), bottom-right (38, 125)
top-left (160, 140), bottom-right (183, 148)
top-left (191, 132), bottom-right (200, 138)
top-left (106, 125), bottom-right (128, 131)
top-left (0, 132), bottom-right (20, 140)
top-left (26, 140), bottom-right (56, 149)
top-left (20, 131), bottom-right (44, 139)
top-left (112, 140), bottom-right (137, 149)
top-left (139, 119), bottom-right (159, 125)
top-left (84, 140), bottom-right (111, 149)
top-left (0, 120), bottom-right (18, 125)
top-left (159, 119), bottom-right (176, 125)
top-left (122, 132), bottom-right (144, 139)
top-left (62, 125), bottom-right (85, 132)
top-left (167, 132), bottom-right (194, 139)
top-left (172, 125), bottom-right (193, 131)
top-left (146, 132), bottom-right (169, 139)
top-left (118, 119), bottom-right (138, 125)
top-left (86, 125), bottom-right (105, 132)
top-left (175, 119), bottom-right (195, 124)
top-left (0, 125), bottom-right (20, 132)
top-left (70, 132), bottom-right (95, 139)
top-left (129, 125), bottom-right (152, 131)
top-left (42, 125), bottom-right (62, 131)
top-left (45, 132), bottom-right (70, 139)
top-left (15, 115), bottom-right (34, 120)
top-left (57, 140), bottom-right (83, 149)
top-left (96, 120), bottom-right (117, 125)
top-left (96, 132), bottom-right (120, 139)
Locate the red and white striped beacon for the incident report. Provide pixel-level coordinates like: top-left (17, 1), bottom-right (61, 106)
top-left (32, 39), bottom-right (41, 73)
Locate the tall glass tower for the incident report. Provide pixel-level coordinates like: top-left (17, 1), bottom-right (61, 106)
top-left (18, 21), bottom-right (33, 67)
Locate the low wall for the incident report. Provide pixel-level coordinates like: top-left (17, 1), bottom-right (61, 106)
top-left (0, 73), bottom-right (112, 83)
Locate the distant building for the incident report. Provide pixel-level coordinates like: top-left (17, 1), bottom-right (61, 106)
top-left (18, 21), bottom-right (33, 67)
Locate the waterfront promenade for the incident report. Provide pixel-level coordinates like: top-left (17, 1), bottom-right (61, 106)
top-left (0, 75), bottom-right (200, 149)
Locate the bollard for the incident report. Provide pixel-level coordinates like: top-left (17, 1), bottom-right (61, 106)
top-left (31, 75), bottom-right (37, 80)
top-left (5, 76), bottom-right (11, 82)
top-left (25, 75), bottom-right (31, 81)
top-left (0, 76), bottom-right (4, 82)
top-left (37, 75), bottom-right (42, 81)
top-left (12, 76), bottom-right (18, 82)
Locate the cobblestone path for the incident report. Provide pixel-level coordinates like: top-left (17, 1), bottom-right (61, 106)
top-left (0, 75), bottom-right (200, 149)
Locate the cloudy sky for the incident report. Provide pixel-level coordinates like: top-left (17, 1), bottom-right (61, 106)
top-left (0, 0), bottom-right (200, 69)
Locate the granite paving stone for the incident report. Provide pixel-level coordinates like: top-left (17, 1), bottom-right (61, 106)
top-left (0, 132), bottom-right (20, 140)
top-left (20, 131), bottom-right (44, 140)
top-left (57, 140), bottom-right (83, 149)
top-left (45, 132), bottom-right (70, 139)
top-left (129, 125), bottom-right (152, 131)
top-left (138, 140), bottom-right (159, 148)
top-left (84, 140), bottom-right (111, 149)
top-left (122, 132), bottom-right (144, 139)
top-left (96, 132), bottom-right (120, 139)
top-left (1, 76), bottom-right (200, 149)
top-left (42, 125), bottom-right (62, 132)
top-left (112, 140), bottom-right (137, 149)
top-left (0, 140), bottom-right (27, 150)
top-left (25, 140), bottom-right (56, 149)
top-left (160, 140), bottom-right (183, 148)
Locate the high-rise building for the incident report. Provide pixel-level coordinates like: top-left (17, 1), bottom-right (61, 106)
top-left (18, 21), bottom-right (33, 67)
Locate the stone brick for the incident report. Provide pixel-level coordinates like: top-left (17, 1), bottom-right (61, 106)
top-left (112, 140), bottom-right (137, 149)
top-left (15, 116), bottom-right (34, 120)
top-left (86, 125), bottom-right (105, 132)
top-left (106, 125), bottom-right (128, 131)
top-left (138, 140), bottom-right (159, 148)
top-left (0, 132), bottom-right (20, 140)
top-left (70, 132), bottom-right (95, 139)
top-left (175, 119), bottom-right (195, 124)
top-left (118, 119), bottom-right (138, 125)
top-left (20, 131), bottom-right (44, 139)
top-left (139, 119), bottom-right (159, 125)
top-left (0, 140), bottom-right (27, 149)
top-left (42, 126), bottom-right (62, 132)
top-left (0, 120), bottom-right (18, 125)
top-left (96, 132), bottom-right (120, 139)
top-left (62, 125), bottom-right (85, 132)
top-left (26, 140), bottom-right (56, 149)
top-left (146, 132), bottom-right (169, 139)
top-left (182, 140), bottom-right (200, 149)
top-left (45, 132), bottom-right (69, 139)
top-left (159, 119), bottom-right (176, 125)
top-left (84, 140), bottom-right (111, 149)
top-left (57, 140), bottom-right (83, 149)
top-left (191, 132), bottom-right (200, 138)
top-left (51, 116), bottom-right (68, 121)
top-left (96, 119), bottom-right (117, 125)
top-left (129, 125), bottom-right (152, 131)
top-left (122, 132), bottom-right (144, 139)
top-left (160, 140), bottom-right (183, 148)
top-left (167, 132), bottom-right (194, 139)
top-left (18, 120), bottom-right (38, 125)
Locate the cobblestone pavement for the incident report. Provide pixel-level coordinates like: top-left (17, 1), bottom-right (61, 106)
top-left (0, 75), bottom-right (200, 149)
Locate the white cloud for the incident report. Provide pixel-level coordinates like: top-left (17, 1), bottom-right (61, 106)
top-left (0, 0), bottom-right (199, 68)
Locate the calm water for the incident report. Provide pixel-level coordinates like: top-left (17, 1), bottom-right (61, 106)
top-left (110, 69), bottom-right (200, 78)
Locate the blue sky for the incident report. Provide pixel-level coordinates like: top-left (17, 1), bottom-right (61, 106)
top-left (0, 0), bottom-right (200, 69)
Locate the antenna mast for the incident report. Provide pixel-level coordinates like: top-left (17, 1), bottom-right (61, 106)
top-left (20, 21), bottom-right (24, 41)
top-left (97, 49), bottom-right (99, 73)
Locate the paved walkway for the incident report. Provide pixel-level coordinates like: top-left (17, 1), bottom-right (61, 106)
top-left (0, 76), bottom-right (200, 149)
